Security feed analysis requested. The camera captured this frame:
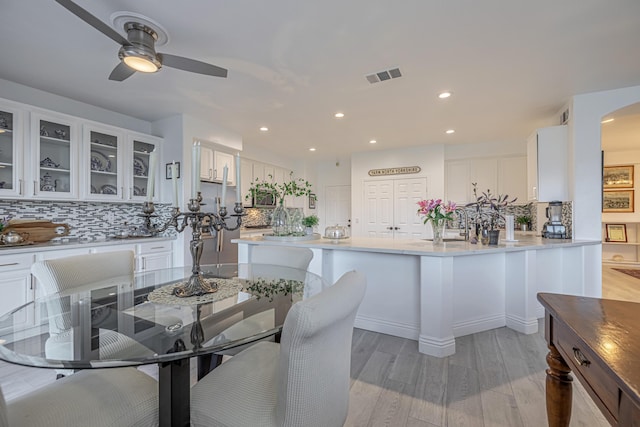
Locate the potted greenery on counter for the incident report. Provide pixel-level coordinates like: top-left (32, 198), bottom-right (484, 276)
top-left (302, 215), bottom-right (319, 235)
top-left (516, 215), bottom-right (531, 231)
top-left (466, 183), bottom-right (517, 245)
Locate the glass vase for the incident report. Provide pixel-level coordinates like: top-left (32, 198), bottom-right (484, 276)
top-left (289, 208), bottom-right (305, 236)
top-left (431, 220), bottom-right (445, 245)
top-left (271, 202), bottom-right (290, 236)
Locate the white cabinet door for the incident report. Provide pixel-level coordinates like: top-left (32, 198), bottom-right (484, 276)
top-left (0, 269), bottom-right (33, 334)
top-left (527, 132), bottom-right (538, 201)
top-left (0, 100), bottom-right (25, 198)
top-left (498, 156), bottom-right (527, 204)
top-left (470, 158), bottom-right (498, 198)
top-left (137, 240), bottom-right (173, 272)
top-left (83, 123), bottom-right (125, 200)
top-left (537, 125), bottom-right (568, 202)
top-left (30, 110), bottom-right (80, 199)
top-left (214, 151), bottom-right (235, 185)
top-left (527, 125), bottom-right (568, 202)
top-left (200, 146), bottom-right (214, 182)
top-left (0, 253), bottom-right (35, 333)
top-left (252, 162), bottom-right (265, 182)
top-left (263, 164), bottom-right (275, 182)
top-left (240, 158), bottom-right (254, 207)
top-left (445, 160), bottom-right (471, 204)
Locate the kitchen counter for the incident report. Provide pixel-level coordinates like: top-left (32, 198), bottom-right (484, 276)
top-left (233, 233), bottom-right (598, 256)
top-left (234, 234), bottom-right (601, 357)
top-left (0, 235), bottom-right (176, 256)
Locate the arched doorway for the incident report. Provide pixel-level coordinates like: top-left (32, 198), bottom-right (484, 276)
top-left (601, 102), bottom-right (640, 302)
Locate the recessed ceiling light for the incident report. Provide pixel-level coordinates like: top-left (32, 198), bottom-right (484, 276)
top-left (309, 148), bottom-right (316, 152)
top-left (369, 140), bottom-right (377, 144)
top-left (334, 112), bottom-right (345, 118)
top-left (259, 126), bottom-right (269, 132)
top-left (438, 91), bottom-right (452, 99)
top-left (601, 118), bottom-right (614, 124)
top-left (445, 129), bottom-right (455, 134)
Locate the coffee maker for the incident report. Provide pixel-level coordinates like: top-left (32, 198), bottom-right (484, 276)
top-left (542, 201), bottom-right (567, 239)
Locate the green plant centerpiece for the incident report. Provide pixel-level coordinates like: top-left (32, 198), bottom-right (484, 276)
top-left (301, 215), bottom-right (319, 228)
top-left (516, 215), bottom-right (532, 231)
top-left (246, 172), bottom-right (314, 236)
top-left (466, 183), bottom-right (517, 245)
top-left (301, 214), bottom-right (319, 235)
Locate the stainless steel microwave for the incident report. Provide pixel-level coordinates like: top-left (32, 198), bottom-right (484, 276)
top-left (253, 191), bottom-right (277, 207)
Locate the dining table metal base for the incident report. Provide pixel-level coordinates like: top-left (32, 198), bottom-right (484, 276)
top-left (159, 358), bottom-right (191, 427)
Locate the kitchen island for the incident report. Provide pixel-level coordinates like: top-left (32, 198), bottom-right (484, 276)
top-left (233, 235), bottom-right (601, 357)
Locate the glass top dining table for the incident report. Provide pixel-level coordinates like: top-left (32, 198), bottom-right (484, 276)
top-left (0, 263), bottom-right (327, 427)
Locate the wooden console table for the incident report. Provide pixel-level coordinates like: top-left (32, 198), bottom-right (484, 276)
top-left (537, 293), bottom-right (640, 426)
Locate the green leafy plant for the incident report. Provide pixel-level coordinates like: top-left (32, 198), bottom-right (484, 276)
top-left (246, 172), bottom-right (313, 205)
top-left (301, 215), bottom-right (319, 227)
top-left (244, 278), bottom-right (304, 302)
top-left (516, 215), bottom-right (531, 225)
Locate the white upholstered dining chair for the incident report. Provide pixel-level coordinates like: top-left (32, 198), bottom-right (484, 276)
top-left (191, 270), bottom-right (367, 427)
top-left (0, 367), bottom-right (158, 427)
top-left (211, 245), bottom-right (314, 358)
top-left (31, 251), bottom-right (154, 375)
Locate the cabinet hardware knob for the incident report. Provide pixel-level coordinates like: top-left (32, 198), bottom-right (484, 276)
top-left (33, 180), bottom-right (37, 196)
top-left (572, 347), bottom-right (591, 366)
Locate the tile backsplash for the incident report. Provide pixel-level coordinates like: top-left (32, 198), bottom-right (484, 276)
top-left (0, 200), bottom-right (176, 239)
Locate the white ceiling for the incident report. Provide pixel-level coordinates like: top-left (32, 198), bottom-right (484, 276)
top-left (1, 0), bottom-right (640, 160)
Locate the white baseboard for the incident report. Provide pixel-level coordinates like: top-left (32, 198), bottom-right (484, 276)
top-left (452, 314), bottom-right (505, 337)
top-left (505, 313), bottom-right (539, 334)
top-left (418, 334), bottom-right (456, 357)
top-left (354, 314), bottom-right (418, 340)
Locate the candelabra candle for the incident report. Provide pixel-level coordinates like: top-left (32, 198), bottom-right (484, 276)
top-left (140, 192), bottom-right (246, 297)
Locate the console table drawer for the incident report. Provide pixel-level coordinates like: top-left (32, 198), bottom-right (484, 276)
top-left (554, 322), bottom-right (619, 421)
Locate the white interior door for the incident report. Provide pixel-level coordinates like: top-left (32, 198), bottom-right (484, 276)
top-left (363, 180), bottom-right (394, 238)
top-left (394, 178), bottom-right (427, 238)
top-left (363, 178), bottom-right (427, 238)
top-left (325, 185), bottom-right (351, 231)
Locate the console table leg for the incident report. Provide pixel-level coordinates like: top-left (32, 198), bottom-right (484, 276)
top-left (545, 344), bottom-right (573, 427)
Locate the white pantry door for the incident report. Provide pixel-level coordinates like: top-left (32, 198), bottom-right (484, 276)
top-left (363, 180), bottom-right (394, 238)
top-left (394, 179), bottom-right (427, 238)
top-left (363, 178), bottom-right (427, 238)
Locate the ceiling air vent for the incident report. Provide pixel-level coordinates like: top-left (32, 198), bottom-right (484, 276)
top-left (366, 67), bottom-right (402, 84)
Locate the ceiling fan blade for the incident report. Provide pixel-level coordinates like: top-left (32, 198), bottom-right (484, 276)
top-left (108, 63), bottom-right (136, 81)
top-left (158, 53), bottom-right (228, 78)
top-left (55, 0), bottom-right (130, 46)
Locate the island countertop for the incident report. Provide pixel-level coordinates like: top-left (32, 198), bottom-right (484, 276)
top-left (232, 234), bottom-right (600, 257)
top-left (235, 233), bottom-right (602, 358)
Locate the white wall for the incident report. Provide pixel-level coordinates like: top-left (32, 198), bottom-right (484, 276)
top-left (351, 144), bottom-right (445, 236)
top-left (571, 84), bottom-right (640, 240)
top-left (445, 140), bottom-right (527, 160)
top-left (0, 78), bottom-right (152, 134)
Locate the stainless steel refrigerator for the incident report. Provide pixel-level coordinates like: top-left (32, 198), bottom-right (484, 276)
top-left (199, 182), bottom-right (239, 264)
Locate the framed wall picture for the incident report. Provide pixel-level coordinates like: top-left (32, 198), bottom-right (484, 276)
top-left (166, 162), bottom-right (180, 179)
top-left (603, 165), bottom-right (634, 189)
top-left (309, 193), bottom-right (316, 209)
top-left (605, 224), bottom-right (627, 242)
top-left (602, 190), bottom-right (634, 212)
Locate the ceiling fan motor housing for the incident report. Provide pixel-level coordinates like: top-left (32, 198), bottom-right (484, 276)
top-left (118, 22), bottom-right (162, 71)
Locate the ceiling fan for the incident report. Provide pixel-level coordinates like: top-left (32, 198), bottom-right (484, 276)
top-left (54, 0), bottom-right (228, 81)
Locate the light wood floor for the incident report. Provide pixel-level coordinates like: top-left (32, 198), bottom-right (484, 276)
top-left (1, 264), bottom-right (638, 426)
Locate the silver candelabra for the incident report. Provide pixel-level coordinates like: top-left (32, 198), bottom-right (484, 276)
top-left (141, 192), bottom-right (245, 297)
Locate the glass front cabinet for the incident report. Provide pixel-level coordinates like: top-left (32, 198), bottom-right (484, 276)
top-left (127, 133), bottom-right (162, 202)
top-left (83, 124), bottom-right (124, 200)
top-left (30, 111), bottom-right (79, 199)
top-left (0, 101), bottom-right (24, 198)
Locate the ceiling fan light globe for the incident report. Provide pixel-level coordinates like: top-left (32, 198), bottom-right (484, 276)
top-left (123, 55), bottom-right (158, 73)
